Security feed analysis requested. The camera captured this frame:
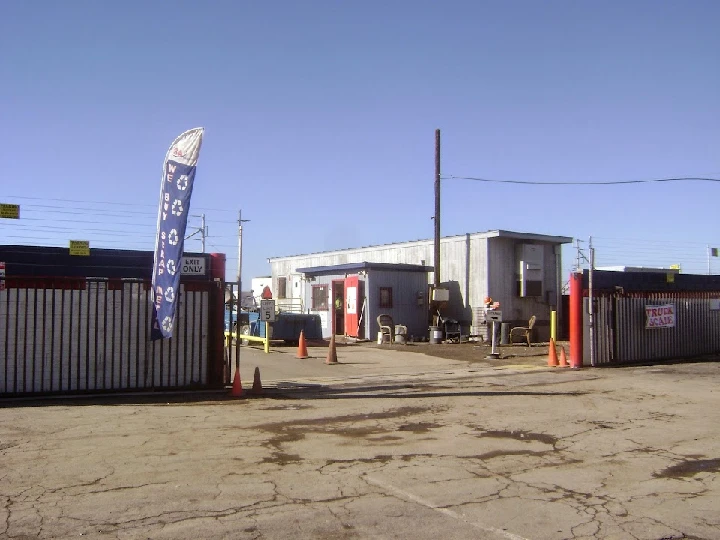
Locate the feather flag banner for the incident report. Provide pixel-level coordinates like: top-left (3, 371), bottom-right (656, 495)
top-left (150, 128), bottom-right (204, 340)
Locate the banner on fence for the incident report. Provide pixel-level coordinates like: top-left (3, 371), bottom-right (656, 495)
top-left (151, 128), bottom-right (205, 340)
top-left (645, 304), bottom-right (675, 329)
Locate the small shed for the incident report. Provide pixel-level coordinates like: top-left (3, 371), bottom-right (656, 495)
top-left (296, 262), bottom-right (432, 340)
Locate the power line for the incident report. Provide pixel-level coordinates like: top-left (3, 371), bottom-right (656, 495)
top-left (592, 235), bottom-right (718, 247)
top-left (442, 175), bottom-right (720, 185)
top-left (4, 194), bottom-right (238, 214)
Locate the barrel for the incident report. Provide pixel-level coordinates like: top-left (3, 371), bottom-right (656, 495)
top-left (429, 326), bottom-right (442, 344)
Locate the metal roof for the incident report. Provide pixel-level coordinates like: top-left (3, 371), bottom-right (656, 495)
top-left (296, 262), bottom-right (433, 276)
top-left (269, 229), bottom-right (573, 262)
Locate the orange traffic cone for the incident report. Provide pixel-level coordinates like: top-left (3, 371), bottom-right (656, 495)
top-left (230, 369), bottom-right (244, 397)
top-left (559, 346), bottom-right (568, 367)
top-left (325, 335), bottom-right (338, 365)
top-left (251, 366), bottom-right (263, 395)
top-left (547, 338), bottom-right (559, 367)
top-left (296, 330), bottom-right (309, 359)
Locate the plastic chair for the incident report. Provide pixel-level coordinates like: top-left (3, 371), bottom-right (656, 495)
top-left (377, 314), bottom-right (394, 344)
top-left (509, 315), bottom-right (536, 346)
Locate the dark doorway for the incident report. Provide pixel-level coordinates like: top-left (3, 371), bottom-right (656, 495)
top-left (332, 280), bottom-right (345, 336)
top-left (357, 280), bottom-right (366, 339)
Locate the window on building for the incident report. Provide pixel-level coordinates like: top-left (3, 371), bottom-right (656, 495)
top-left (379, 287), bottom-right (393, 308)
top-left (311, 284), bottom-right (328, 310)
top-left (277, 277), bottom-right (287, 299)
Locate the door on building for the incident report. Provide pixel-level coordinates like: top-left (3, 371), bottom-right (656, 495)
top-left (332, 280), bottom-right (344, 336)
top-left (291, 274), bottom-right (301, 299)
top-left (344, 275), bottom-right (360, 338)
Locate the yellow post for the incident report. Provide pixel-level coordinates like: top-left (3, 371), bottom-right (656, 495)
top-left (264, 322), bottom-right (270, 354)
top-left (550, 310), bottom-right (557, 342)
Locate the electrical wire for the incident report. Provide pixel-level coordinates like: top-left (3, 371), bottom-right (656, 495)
top-left (3, 204), bottom-right (239, 224)
top-left (4, 194), bottom-right (239, 214)
top-left (442, 175), bottom-right (720, 185)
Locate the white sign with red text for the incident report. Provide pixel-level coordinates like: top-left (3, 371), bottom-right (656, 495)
top-left (645, 304), bottom-right (675, 329)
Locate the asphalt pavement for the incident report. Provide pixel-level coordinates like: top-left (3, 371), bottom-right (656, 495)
top-left (1, 342), bottom-right (719, 540)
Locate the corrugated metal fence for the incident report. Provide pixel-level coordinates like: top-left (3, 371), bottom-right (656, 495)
top-left (1, 277), bottom-right (215, 396)
top-left (586, 292), bottom-right (720, 365)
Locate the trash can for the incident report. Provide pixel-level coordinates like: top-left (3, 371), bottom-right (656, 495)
top-left (429, 326), bottom-right (442, 344)
top-left (500, 323), bottom-right (510, 345)
top-left (395, 325), bottom-right (408, 344)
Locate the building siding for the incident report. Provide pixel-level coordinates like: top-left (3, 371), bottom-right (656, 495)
top-left (271, 231), bottom-right (570, 342)
top-left (368, 270), bottom-right (428, 340)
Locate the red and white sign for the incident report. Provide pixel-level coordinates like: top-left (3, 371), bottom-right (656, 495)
top-left (0, 262), bottom-right (5, 291)
top-left (645, 304), bottom-right (675, 329)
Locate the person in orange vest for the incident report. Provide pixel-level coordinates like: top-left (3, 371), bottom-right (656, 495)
top-left (261, 285), bottom-right (273, 300)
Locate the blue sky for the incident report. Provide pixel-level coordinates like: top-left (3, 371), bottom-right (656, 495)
top-left (2, 0), bottom-right (719, 281)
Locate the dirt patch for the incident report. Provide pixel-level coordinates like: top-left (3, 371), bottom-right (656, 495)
top-left (256, 406), bottom-right (439, 465)
top-left (254, 406), bottom-right (433, 433)
top-left (367, 340), bottom-right (557, 366)
top-left (653, 458), bottom-right (720, 478)
top-left (477, 429), bottom-right (556, 446)
top-left (397, 422), bottom-right (442, 434)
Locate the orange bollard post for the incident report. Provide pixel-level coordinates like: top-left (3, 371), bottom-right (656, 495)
top-left (230, 370), bottom-right (244, 397)
top-left (325, 335), bottom-right (338, 365)
top-left (547, 338), bottom-right (559, 367)
top-left (296, 330), bottom-right (309, 359)
top-left (570, 347), bottom-right (583, 369)
top-left (559, 346), bottom-right (568, 367)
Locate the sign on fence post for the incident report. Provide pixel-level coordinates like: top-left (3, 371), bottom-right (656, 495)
top-left (260, 299), bottom-right (276, 322)
top-left (645, 304), bottom-right (675, 329)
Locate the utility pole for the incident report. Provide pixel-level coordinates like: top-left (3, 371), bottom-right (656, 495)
top-left (200, 213), bottom-right (206, 253)
top-left (434, 129), bottom-right (441, 288)
top-left (575, 238), bottom-right (582, 271)
top-left (184, 214), bottom-right (207, 253)
top-left (237, 210), bottom-right (250, 285)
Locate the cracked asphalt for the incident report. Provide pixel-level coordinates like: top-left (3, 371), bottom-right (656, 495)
top-left (1, 345), bottom-right (719, 540)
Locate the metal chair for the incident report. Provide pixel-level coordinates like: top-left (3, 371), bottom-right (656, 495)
top-left (377, 314), bottom-right (394, 344)
top-left (509, 315), bottom-right (536, 346)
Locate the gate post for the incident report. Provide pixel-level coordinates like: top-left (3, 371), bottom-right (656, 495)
top-left (209, 253), bottom-right (227, 388)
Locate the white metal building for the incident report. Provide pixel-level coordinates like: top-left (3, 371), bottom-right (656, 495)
top-left (268, 230), bottom-right (572, 341)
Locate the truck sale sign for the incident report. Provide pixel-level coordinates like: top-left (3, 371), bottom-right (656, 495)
top-left (645, 304), bottom-right (675, 329)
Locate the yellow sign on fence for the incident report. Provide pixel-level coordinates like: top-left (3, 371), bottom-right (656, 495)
top-left (69, 240), bottom-right (90, 256)
top-left (0, 203), bottom-right (20, 219)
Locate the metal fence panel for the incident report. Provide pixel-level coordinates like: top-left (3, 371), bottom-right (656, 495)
top-left (612, 293), bottom-right (720, 364)
top-left (1, 278), bottom-right (211, 396)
